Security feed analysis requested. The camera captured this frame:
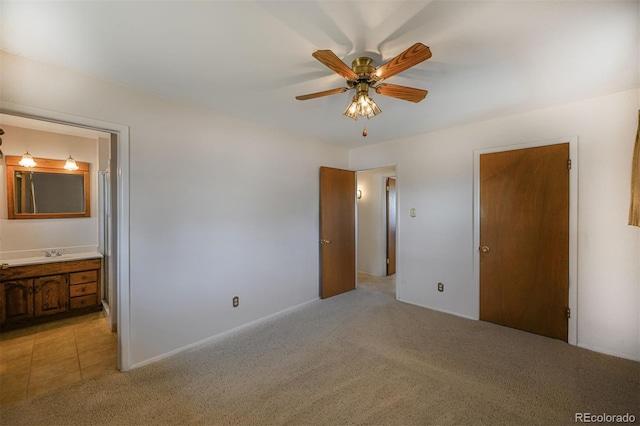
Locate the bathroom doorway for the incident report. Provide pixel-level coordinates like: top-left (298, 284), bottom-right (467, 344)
top-left (0, 109), bottom-right (130, 371)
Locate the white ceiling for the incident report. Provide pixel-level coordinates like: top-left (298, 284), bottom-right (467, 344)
top-left (1, 1), bottom-right (638, 148)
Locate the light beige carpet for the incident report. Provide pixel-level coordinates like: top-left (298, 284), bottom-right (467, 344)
top-left (1, 273), bottom-right (638, 425)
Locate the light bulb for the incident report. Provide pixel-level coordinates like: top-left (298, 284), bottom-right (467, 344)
top-left (64, 156), bottom-right (79, 171)
top-left (19, 152), bottom-right (36, 167)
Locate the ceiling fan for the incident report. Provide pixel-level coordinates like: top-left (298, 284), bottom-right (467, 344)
top-left (295, 43), bottom-right (432, 121)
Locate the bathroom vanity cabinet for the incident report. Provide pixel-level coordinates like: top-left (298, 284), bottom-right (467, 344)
top-left (0, 258), bottom-right (101, 329)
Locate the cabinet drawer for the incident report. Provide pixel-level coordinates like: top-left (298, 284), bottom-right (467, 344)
top-left (69, 283), bottom-right (97, 298)
top-left (69, 270), bottom-right (98, 285)
top-left (70, 294), bottom-right (98, 309)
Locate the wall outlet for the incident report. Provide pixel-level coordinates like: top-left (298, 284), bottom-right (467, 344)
top-left (232, 296), bottom-right (239, 308)
top-left (437, 282), bottom-right (444, 292)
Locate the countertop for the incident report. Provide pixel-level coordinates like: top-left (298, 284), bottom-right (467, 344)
top-left (0, 252), bottom-right (103, 267)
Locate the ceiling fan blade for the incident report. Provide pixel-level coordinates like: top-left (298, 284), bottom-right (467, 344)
top-left (373, 43), bottom-right (432, 81)
top-left (374, 84), bottom-right (428, 103)
top-left (312, 50), bottom-right (359, 80)
top-left (295, 87), bottom-right (348, 101)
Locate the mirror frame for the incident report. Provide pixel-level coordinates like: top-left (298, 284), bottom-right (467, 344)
top-left (5, 155), bottom-right (91, 219)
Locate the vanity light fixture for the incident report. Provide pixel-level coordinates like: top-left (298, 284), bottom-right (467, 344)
top-left (64, 156), bottom-right (80, 171)
top-left (18, 152), bottom-right (36, 167)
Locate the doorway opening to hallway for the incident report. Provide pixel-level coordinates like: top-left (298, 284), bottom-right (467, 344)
top-left (356, 166), bottom-right (397, 296)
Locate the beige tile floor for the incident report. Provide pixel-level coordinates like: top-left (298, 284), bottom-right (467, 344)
top-left (0, 312), bottom-right (117, 406)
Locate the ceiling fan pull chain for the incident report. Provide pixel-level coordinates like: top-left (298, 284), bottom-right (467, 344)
top-left (362, 123), bottom-right (368, 137)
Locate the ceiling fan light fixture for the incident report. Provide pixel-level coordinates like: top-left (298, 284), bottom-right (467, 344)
top-left (359, 93), bottom-right (381, 119)
top-left (343, 83), bottom-right (381, 121)
top-left (343, 95), bottom-right (359, 120)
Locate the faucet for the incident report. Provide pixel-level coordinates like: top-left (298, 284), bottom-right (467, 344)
top-left (44, 249), bottom-right (64, 257)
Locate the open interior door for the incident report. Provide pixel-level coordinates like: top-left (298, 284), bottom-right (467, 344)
top-left (319, 166), bottom-right (356, 299)
top-left (386, 177), bottom-right (397, 276)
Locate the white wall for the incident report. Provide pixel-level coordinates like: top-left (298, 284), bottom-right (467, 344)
top-left (349, 89), bottom-right (640, 361)
top-left (357, 167), bottom-right (395, 276)
top-left (3, 49), bottom-right (637, 364)
top-left (0, 125), bottom-right (99, 257)
top-left (0, 51), bottom-right (348, 366)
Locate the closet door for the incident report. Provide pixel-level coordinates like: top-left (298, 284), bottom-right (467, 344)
top-left (480, 143), bottom-right (569, 341)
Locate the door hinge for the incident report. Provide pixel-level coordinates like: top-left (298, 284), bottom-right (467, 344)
top-left (386, 258), bottom-right (390, 264)
top-left (386, 185), bottom-right (390, 191)
top-left (567, 159), bottom-right (572, 170)
top-left (566, 308), bottom-right (571, 319)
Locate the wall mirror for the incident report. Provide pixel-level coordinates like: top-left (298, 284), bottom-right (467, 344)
top-left (5, 155), bottom-right (90, 219)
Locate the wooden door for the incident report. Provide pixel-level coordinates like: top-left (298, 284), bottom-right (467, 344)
top-left (34, 274), bottom-right (69, 316)
top-left (480, 143), bottom-right (569, 341)
top-left (320, 166), bottom-right (356, 299)
top-left (0, 280), bottom-right (34, 324)
top-left (386, 177), bottom-right (397, 276)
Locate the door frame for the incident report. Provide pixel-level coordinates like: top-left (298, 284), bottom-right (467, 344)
top-left (1, 102), bottom-right (132, 370)
top-left (354, 165), bottom-right (399, 299)
top-left (473, 137), bottom-right (578, 345)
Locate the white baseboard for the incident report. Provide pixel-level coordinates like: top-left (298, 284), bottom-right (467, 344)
top-left (396, 297), bottom-right (477, 321)
top-left (577, 343), bottom-right (640, 362)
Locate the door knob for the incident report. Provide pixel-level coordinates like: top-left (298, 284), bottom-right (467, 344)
top-left (481, 246), bottom-right (490, 253)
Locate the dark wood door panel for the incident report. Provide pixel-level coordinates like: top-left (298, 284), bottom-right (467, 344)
top-left (480, 143), bottom-right (569, 341)
top-left (320, 167), bottom-right (356, 299)
top-left (386, 177), bottom-right (397, 276)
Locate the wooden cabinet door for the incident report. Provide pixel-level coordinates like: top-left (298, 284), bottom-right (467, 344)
top-left (0, 280), bottom-right (34, 324)
top-left (34, 275), bottom-right (69, 316)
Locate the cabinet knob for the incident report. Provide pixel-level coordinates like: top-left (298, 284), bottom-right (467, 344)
top-left (81, 300), bottom-right (86, 305)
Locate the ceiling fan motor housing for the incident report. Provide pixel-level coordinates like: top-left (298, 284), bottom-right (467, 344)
top-left (351, 57), bottom-right (375, 80)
